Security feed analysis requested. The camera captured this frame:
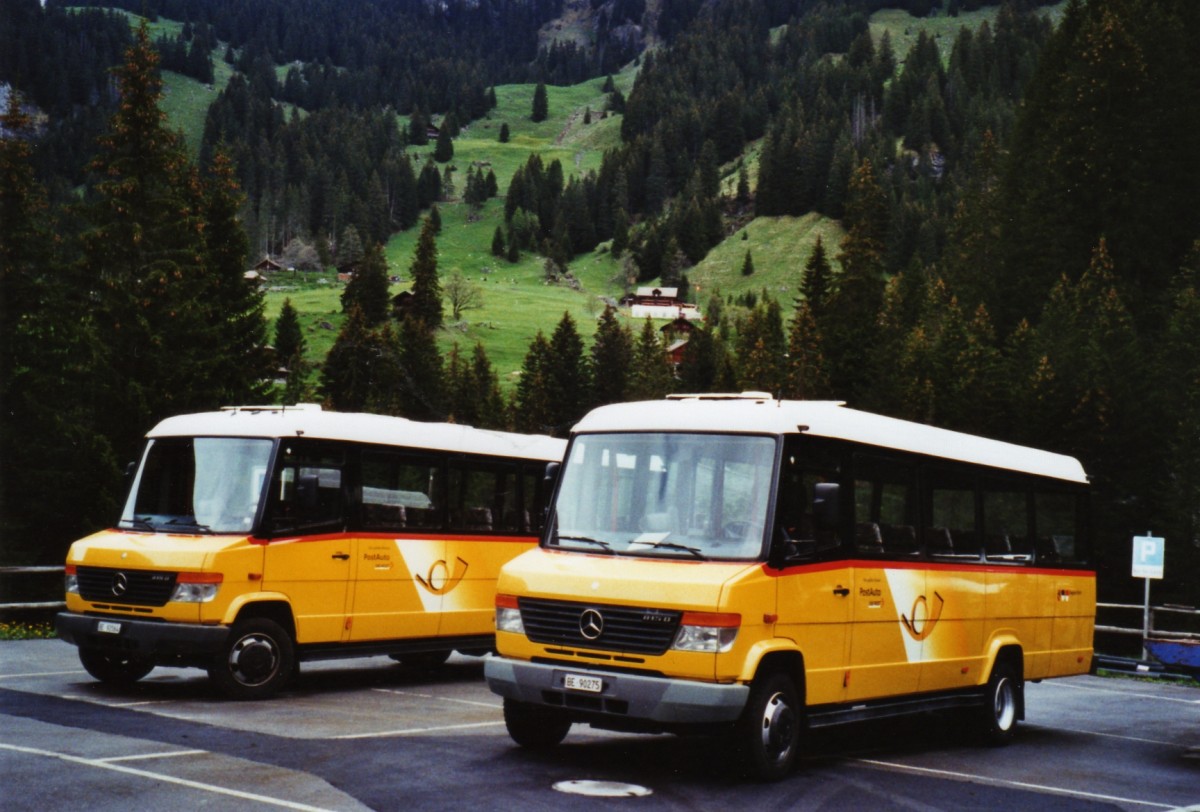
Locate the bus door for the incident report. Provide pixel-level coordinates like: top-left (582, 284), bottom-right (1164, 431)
top-left (773, 442), bottom-right (851, 706)
top-left (261, 441), bottom-right (352, 644)
top-left (847, 457), bottom-right (923, 701)
top-left (350, 450), bottom-right (445, 642)
top-left (982, 483), bottom-right (1050, 678)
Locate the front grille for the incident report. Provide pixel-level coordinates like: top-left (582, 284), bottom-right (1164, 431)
top-left (519, 597), bottom-right (681, 655)
top-left (77, 566), bottom-right (176, 607)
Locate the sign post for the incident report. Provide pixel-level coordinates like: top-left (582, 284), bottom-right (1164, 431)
top-left (1131, 535), bottom-right (1165, 660)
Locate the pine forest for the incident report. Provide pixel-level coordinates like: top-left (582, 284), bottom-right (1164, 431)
top-left (2, 0), bottom-right (1199, 607)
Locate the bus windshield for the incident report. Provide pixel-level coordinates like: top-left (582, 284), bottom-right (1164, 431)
top-left (120, 437), bottom-right (274, 534)
top-left (550, 432), bottom-right (777, 560)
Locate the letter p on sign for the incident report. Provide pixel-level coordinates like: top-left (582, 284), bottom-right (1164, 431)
top-left (1131, 535), bottom-right (1165, 579)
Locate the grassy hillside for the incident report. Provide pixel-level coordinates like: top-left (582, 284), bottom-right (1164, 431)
top-left (109, 5), bottom-right (1045, 393)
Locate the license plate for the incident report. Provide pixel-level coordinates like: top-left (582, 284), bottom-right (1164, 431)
top-left (96, 621), bottom-right (122, 635)
top-left (563, 673), bottom-right (603, 693)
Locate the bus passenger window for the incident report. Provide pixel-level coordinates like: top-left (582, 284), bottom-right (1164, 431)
top-left (851, 455), bottom-right (916, 557)
top-left (270, 444), bottom-right (345, 534)
top-left (1035, 492), bottom-right (1082, 563)
top-left (926, 470), bottom-right (979, 559)
top-left (983, 486), bottom-right (1032, 562)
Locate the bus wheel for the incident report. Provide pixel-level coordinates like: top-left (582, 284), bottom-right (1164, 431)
top-left (734, 672), bottom-right (801, 781)
top-left (78, 647), bottom-right (154, 685)
top-left (208, 618), bottom-right (294, 700)
top-left (977, 660), bottom-right (1020, 745)
top-left (503, 698), bottom-right (571, 749)
top-left (389, 650), bottom-right (451, 669)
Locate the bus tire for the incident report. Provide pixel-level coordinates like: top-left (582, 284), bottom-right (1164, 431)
top-left (78, 647), bottom-right (154, 686)
top-left (503, 698), bottom-right (571, 749)
top-left (733, 671), bottom-right (802, 781)
top-left (208, 618), bottom-right (294, 700)
top-left (977, 659), bottom-right (1021, 745)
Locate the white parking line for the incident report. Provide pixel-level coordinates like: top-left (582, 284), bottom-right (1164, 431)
top-left (1041, 681), bottom-right (1200, 705)
top-left (332, 720), bottom-right (505, 740)
top-left (855, 758), bottom-right (1176, 809)
top-left (0, 743), bottom-right (336, 811)
top-left (370, 687), bottom-right (501, 709)
top-left (96, 749), bottom-right (208, 763)
top-left (0, 670), bottom-right (86, 680)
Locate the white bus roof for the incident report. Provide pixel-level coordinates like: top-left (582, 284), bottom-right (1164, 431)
top-left (147, 405), bottom-right (566, 462)
top-left (572, 394), bottom-right (1088, 484)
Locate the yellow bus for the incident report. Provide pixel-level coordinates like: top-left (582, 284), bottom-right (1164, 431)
top-left (485, 394), bottom-right (1094, 779)
top-left (56, 405), bottom-right (564, 699)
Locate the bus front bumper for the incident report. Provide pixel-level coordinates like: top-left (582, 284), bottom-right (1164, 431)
top-left (55, 611), bottom-right (229, 664)
top-left (484, 657), bottom-right (750, 725)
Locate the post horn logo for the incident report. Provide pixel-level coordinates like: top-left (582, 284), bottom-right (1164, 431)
top-left (415, 557), bottom-right (469, 595)
top-left (901, 591), bottom-right (945, 641)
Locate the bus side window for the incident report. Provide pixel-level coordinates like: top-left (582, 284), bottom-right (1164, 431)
top-left (925, 467), bottom-right (980, 560)
top-left (775, 440), bottom-right (843, 557)
top-left (852, 455), bottom-right (917, 558)
top-left (1034, 491), bottom-right (1083, 564)
top-left (983, 483), bottom-right (1032, 562)
top-left (269, 443), bottom-right (346, 535)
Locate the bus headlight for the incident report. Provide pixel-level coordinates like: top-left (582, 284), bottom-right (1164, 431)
top-left (495, 593), bottom-right (525, 634)
top-left (65, 565), bottom-right (78, 594)
top-left (170, 572), bottom-right (223, 603)
top-left (671, 612), bottom-right (740, 653)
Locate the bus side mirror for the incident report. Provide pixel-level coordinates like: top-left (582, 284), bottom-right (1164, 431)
top-left (543, 461), bottom-right (561, 492)
top-left (813, 482), bottom-right (840, 530)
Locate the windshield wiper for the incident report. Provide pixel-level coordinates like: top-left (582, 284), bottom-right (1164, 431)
top-left (165, 517), bottom-right (213, 534)
top-left (630, 540), bottom-right (707, 560)
top-left (120, 516), bottom-right (156, 532)
top-left (552, 534), bottom-right (615, 554)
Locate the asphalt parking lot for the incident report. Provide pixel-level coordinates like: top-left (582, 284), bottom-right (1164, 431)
top-left (1, 640), bottom-right (1198, 811)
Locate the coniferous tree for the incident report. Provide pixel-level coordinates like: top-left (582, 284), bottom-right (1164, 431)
top-left (321, 304), bottom-right (384, 412)
top-left (433, 126), bottom-right (454, 163)
top-left (801, 234), bottom-right (833, 318)
top-left (274, 298), bottom-right (309, 401)
top-left (394, 315), bottom-right (446, 421)
top-left (80, 22), bottom-right (242, 459)
top-left (741, 249), bottom-right (755, 276)
top-left (491, 226), bottom-right (506, 258)
top-left (514, 331), bottom-right (555, 434)
top-left (824, 159), bottom-right (888, 404)
top-left (0, 92), bottom-right (118, 561)
top-left (546, 312), bottom-right (591, 435)
top-left (531, 81), bottom-right (549, 122)
top-left (470, 342), bottom-right (509, 430)
top-left (629, 318), bottom-right (675, 401)
top-left (784, 301), bottom-right (830, 401)
top-left (408, 216), bottom-right (443, 330)
top-left (341, 242), bottom-right (391, 326)
top-left (499, 122), bottom-right (510, 143)
top-left (590, 306), bottom-right (634, 408)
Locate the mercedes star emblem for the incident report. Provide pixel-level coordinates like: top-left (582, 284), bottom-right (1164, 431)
top-left (111, 571), bottom-right (128, 597)
top-left (579, 608), bottom-right (604, 640)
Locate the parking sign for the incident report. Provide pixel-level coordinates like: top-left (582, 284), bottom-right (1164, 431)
top-left (1131, 535), bottom-right (1165, 579)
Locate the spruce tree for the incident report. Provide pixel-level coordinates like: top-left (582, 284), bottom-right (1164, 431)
top-left (531, 81), bottom-right (549, 123)
top-left (342, 242), bottom-right (391, 326)
top-left (547, 312), bottom-right (591, 435)
top-left (321, 304), bottom-right (383, 412)
top-left (514, 332), bottom-right (555, 434)
top-left (800, 234), bottom-right (832, 317)
top-left (629, 318), bottom-right (675, 401)
top-left (741, 249), bottom-right (755, 276)
top-left (491, 226), bottom-right (506, 258)
top-left (274, 298), bottom-right (308, 402)
top-left (395, 315), bottom-right (446, 421)
top-left (590, 306), bottom-right (634, 408)
top-left (499, 122), bottom-right (510, 143)
top-left (408, 216), bottom-right (443, 330)
top-left (0, 92), bottom-right (118, 561)
top-left (434, 126), bottom-right (454, 163)
top-left (784, 302), bottom-right (830, 401)
top-left (80, 21), bottom-right (236, 458)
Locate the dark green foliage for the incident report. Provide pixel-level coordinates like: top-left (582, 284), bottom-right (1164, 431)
top-left (531, 81), bottom-right (548, 122)
top-left (491, 226), bottom-right (506, 258)
top-left (499, 122), bottom-right (510, 143)
top-left (590, 306), bottom-right (634, 408)
top-left (629, 318), bottom-right (675, 401)
top-left (408, 217), bottom-right (443, 331)
top-left (80, 23), bottom-right (268, 460)
top-left (514, 332), bottom-right (555, 435)
top-left (274, 298), bottom-right (308, 400)
top-left (545, 312), bottom-right (592, 435)
top-left (341, 243), bottom-right (391, 327)
top-left (434, 126), bottom-right (454, 163)
top-left (740, 249), bottom-right (754, 277)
